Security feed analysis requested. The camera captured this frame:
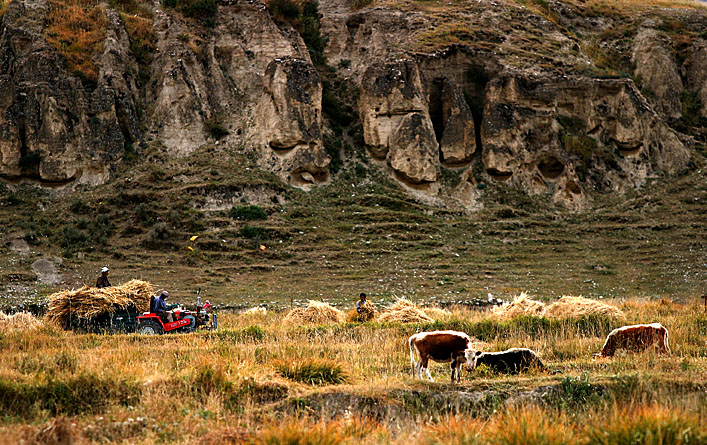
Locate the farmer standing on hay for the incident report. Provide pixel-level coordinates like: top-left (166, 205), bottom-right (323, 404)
top-left (356, 292), bottom-right (375, 322)
top-left (96, 266), bottom-right (111, 289)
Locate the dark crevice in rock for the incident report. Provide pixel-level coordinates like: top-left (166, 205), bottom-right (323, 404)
top-left (429, 78), bottom-right (445, 146)
top-left (537, 156), bottom-right (564, 179)
top-left (463, 66), bottom-right (489, 154)
top-left (17, 117), bottom-right (40, 179)
top-left (487, 168), bottom-right (512, 181)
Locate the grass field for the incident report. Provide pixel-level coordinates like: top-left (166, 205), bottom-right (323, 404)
top-left (0, 299), bottom-right (705, 443)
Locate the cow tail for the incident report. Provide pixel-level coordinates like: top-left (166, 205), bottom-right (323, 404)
top-left (409, 336), bottom-right (416, 376)
top-left (664, 328), bottom-right (671, 354)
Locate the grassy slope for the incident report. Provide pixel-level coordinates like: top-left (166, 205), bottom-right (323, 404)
top-left (0, 140), bottom-right (705, 309)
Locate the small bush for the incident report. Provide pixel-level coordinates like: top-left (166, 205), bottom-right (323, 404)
top-left (240, 225), bottom-right (270, 240)
top-left (192, 364), bottom-right (232, 396)
top-left (69, 199), bottom-right (91, 214)
top-left (134, 202), bottom-right (158, 226)
top-left (230, 205), bottom-right (268, 221)
top-left (274, 358), bottom-right (348, 385)
top-left (142, 222), bottom-right (173, 249)
top-left (163, 0), bottom-right (217, 27)
top-left (545, 374), bottom-right (604, 411)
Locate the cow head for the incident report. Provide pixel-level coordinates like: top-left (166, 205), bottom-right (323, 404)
top-left (463, 349), bottom-right (482, 372)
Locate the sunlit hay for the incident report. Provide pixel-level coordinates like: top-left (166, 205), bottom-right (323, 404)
top-left (252, 417), bottom-right (384, 444)
top-left (45, 279), bottom-right (153, 327)
top-left (423, 307), bottom-right (451, 320)
top-left (282, 300), bottom-right (345, 324)
top-left (543, 296), bottom-right (624, 319)
top-left (422, 415), bottom-right (485, 444)
top-left (0, 312), bottom-right (43, 331)
top-left (384, 298), bottom-right (417, 312)
top-left (243, 307), bottom-right (267, 315)
top-left (377, 306), bottom-right (433, 323)
top-left (492, 293), bottom-right (546, 319)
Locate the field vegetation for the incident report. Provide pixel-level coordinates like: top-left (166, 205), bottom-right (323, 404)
top-left (0, 299), bottom-right (704, 443)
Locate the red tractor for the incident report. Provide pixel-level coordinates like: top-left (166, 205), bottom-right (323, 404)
top-left (137, 290), bottom-right (217, 335)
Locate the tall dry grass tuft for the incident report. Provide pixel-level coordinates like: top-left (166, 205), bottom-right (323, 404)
top-left (274, 358), bottom-right (348, 385)
top-left (489, 407), bottom-right (575, 444)
top-left (585, 403), bottom-right (705, 445)
top-left (252, 417), bottom-right (387, 445)
top-left (47, 0), bottom-right (107, 83)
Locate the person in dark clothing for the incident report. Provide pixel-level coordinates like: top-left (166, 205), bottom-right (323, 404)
top-left (154, 291), bottom-right (173, 322)
top-left (96, 267), bottom-right (111, 288)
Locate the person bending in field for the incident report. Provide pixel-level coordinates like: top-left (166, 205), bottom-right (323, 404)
top-left (96, 266), bottom-right (111, 288)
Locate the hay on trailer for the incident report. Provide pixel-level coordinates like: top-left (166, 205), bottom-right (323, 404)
top-left (45, 279), bottom-right (153, 327)
top-left (0, 312), bottom-right (43, 330)
top-left (543, 296), bottom-right (624, 319)
top-left (492, 293), bottom-right (546, 319)
top-left (283, 301), bottom-right (345, 324)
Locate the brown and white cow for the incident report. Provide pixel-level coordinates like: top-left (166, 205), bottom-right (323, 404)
top-left (595, 323), bottom-right (670, 357)
top-left (465, 348), bottom-right (545, 374)
top-left (408, 330), bottom-right (473, 383)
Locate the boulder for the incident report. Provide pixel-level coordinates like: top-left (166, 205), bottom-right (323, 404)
top-left (32, 257), bottom-right (62, 284)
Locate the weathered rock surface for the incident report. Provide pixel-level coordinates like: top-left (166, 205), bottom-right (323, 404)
top-left (255, 57), bottom-right (330, 187)
top-left (687, 39), bottom-right (707, 118)
top-left (31, 257), bottom-right (61, 284)
top-left (632, 27), bottom-right (683, 119)
top-left (435, 78), bottom-right (476, 166)
top-left (0, 0), bottom-right (128, 185)
top-left (481, 74), bottom-right (691, 209)
top-left (359, 60), bottom-right (439, 184)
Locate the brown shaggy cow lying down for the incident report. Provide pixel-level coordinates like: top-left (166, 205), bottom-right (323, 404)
top-left (595, 323), bottom-right (670, 357)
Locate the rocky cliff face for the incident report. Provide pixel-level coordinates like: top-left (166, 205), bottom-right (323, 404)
top-left (0, 0), bottom-right (704, 209)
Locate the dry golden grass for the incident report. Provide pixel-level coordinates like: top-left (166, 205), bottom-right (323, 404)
top-left (0, 0), bottom-right (11, 16)
top-left (0, 299), bottom-right (704, 443)
top-left (283, 300), bottom-right (345, 324)
top-left (378, 298), bottom-right (434, 323)
top-left (0, 312), bottom-right (43, 331)
top-left (47, 0), bottom-right (107, 82)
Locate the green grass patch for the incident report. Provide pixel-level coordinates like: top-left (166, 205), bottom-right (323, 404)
top-left (275, 358), bottom-right (348, 385)
top-left (230, 205), bottom-right (268, 221)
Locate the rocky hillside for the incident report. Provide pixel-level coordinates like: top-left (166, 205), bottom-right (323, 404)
top-left (0, 0), bottom-right (705, 210)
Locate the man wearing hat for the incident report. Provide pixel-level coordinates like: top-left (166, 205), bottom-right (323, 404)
top-left (154, 291), bottom-right (173, 323)
top-left (96, 267), bottom-right (111, 289)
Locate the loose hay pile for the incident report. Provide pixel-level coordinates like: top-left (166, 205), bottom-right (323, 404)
top-left (0, 312), bottom-right (43, 330)
top-left (284, 301), bottom-right (345, 324)
top-left (46, 279), bottom-right (153, 327)
top-left (493, 293), bottom-right (624, 319)
top-left (378, 298), bottom-right (434, 323)
top-left (544, 296), bottom-right (625, 319)
top-left (492, 293), bottom-right (546, 319)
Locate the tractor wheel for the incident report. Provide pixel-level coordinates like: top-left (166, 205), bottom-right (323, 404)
top-left (138, 319), bottom-right (164, 335)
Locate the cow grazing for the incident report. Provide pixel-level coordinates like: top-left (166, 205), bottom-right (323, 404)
top-left (466, 348), bottom-right (545, 374)
top-left (408, 330), bottom-right (473, 383)
top-left (595, 323), bottom-right (670, 357)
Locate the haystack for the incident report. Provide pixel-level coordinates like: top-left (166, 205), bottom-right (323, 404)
top-left (45, 279), bottom-right (153, 327)
top-left (423, 307), bottom-right (451, 320)
top-left (378, 298), bottom-right (434, 323)
top-left (283, 301), bottom-right (345, 324)
top-left (543, 296), bottom-right (624, 319)
top-left (0, 312), bottom-right (43, 330)
top-left (492, 293), bottom-right (546, 319)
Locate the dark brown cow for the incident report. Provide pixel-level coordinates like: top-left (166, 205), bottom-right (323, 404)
top-left (595, 323), bottom-right (670, 357)
top-left (466, 348), bottom-right (545, 374)
top-left (408, 330), bottom-right (473, 383)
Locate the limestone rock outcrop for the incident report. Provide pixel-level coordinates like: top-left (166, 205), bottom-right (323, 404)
top-left (0, 0), bottom-right (129, 185)
top-left (481, 74), bottom-right (691, 209)
top-left (632, 27), bottom-right (683, 120)
top-left (687, 39), bottom-right (707, 118)
top-left (435, 78), bottom-right (476, 166)
top-left (359, 60), bottom-right (439, 184)
top-left (255, 57), bottom-right (330, 187)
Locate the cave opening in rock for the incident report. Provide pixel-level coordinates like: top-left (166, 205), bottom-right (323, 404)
top-left (537, 156), bottom-right (565, 179)
top-left (17, 118), bottom-right (40, 178)
top-left (429, 78), bottom-right (445, 147)
top-left (463, 66), bottom-right (489, 154)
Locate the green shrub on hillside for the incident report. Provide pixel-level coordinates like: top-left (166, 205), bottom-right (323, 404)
top-left (230, 205), bottom-right (268, 221)
top-left (162, 0), bottom-right (217, 27)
